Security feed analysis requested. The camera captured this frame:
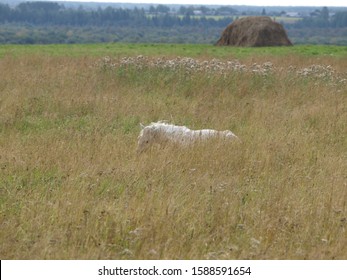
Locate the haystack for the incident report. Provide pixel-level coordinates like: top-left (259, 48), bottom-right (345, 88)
top-left (216, 16), bottom-right (292, 47)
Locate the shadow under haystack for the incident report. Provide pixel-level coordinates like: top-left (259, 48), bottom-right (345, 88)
top-left (216, 16), bottom-right (293, 47)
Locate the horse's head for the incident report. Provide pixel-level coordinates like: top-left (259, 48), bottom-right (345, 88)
top-left (220, 130), bottom-right (238, 140)
top-left (137, 124), bottom-right (159, 153)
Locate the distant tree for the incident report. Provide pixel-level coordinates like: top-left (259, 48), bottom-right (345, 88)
top-left (156, 5), bottom-right (170, 14)
top-left (149, 5), bottom-right (156, 14)
top-left (0, 3), bottom-right (11, 22)
top-left (182, 13), bottom-right (191, 25)
top-left (16, 1), bottom-right (61, 13)
top-left (198, 6), bottom-right (210, 14)
top-left (321, 7), bottom-right (329, 21)
top-left (178, 6), bottom-right (187, 15)
top-left (331, 11), bottom-right (347, 27)
top-left (310, 9), bottom-right (321, 17)
top-left (262, 8), bottom-right (266, 16)
top-left (216, 6), bottom-right (237, 15)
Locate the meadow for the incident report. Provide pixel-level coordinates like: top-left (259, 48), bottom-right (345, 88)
top-left (0, 44), bottom-right (346, 259)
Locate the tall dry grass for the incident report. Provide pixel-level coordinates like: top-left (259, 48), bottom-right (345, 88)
top-left (0, 53), bottom-right (346, 259)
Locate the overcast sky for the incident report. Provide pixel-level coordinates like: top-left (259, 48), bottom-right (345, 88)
top-left (56, 0), bottom-right (347, 7)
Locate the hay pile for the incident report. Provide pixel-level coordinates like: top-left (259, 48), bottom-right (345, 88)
top-left (216, 16), bottom-right (293, 47)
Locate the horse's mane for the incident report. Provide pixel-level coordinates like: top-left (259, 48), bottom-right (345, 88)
top-left (149, 121), bottom-right (192, 133)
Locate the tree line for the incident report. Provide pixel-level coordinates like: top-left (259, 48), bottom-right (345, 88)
top-left (0, 2), bottom-right (346, 45)
top-left (0, 2), bottom-right (232, 28)
top-left (286, 7), bottom-right (347, 29)
top-left (0, 2), bottom-right (347, 28)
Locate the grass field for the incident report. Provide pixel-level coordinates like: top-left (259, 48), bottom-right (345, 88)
top-left (0, 44), bottom-right (346, 259)
top-left (1, 43), bottom-right (347, 59)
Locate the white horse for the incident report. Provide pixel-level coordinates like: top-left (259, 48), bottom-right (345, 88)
top-left (137, 121), bottom-right (239, 153)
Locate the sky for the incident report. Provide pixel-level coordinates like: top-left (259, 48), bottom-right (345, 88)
top-left (55, 0), bottom-right (347, 7)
